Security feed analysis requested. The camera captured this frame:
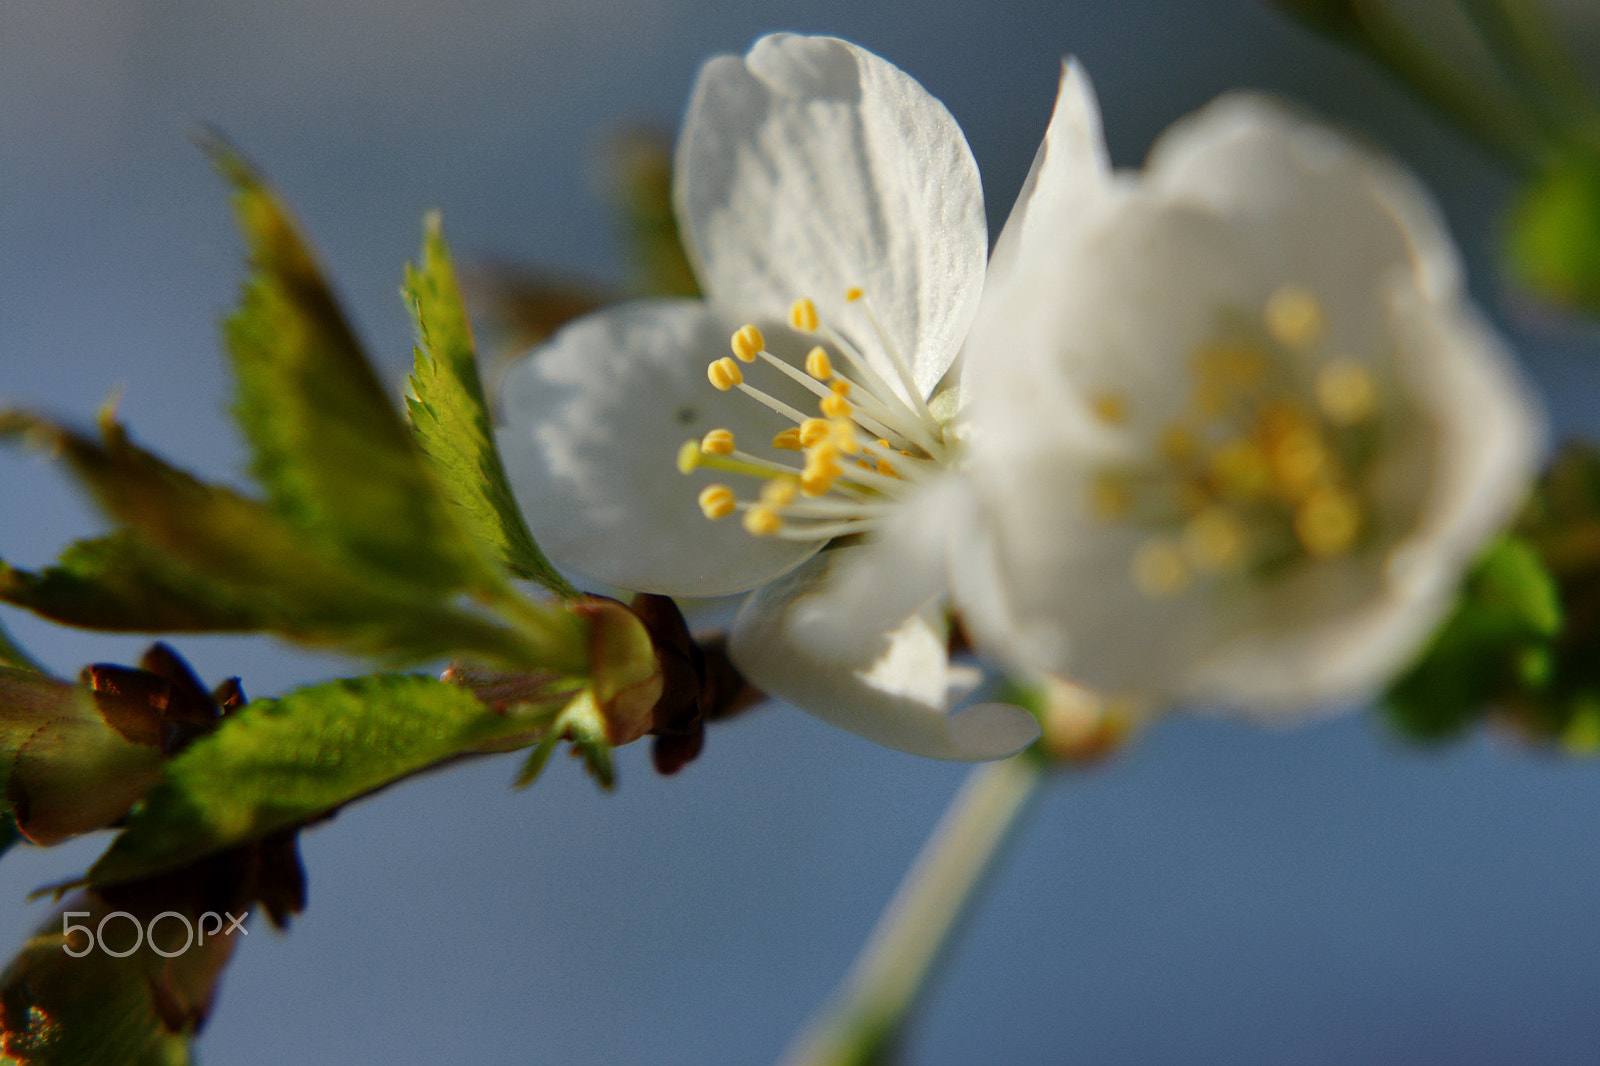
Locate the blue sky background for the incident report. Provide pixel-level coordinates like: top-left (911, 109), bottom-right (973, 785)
top-left (4, 1), bottom-right (1600, 1062)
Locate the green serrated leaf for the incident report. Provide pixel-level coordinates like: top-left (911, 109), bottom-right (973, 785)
top-left (87, 674), bottom-right (566, 886)
top-left (207, 140), bottom-right (490, 597)
top-left (0, 413), bottom-right (541, 667)
top-left (1385, 535), bottom-right (1563, 739)
top-left (404, 215), bottom-right (577, 597)
top-left (2, 533), bottom-right (266, 634)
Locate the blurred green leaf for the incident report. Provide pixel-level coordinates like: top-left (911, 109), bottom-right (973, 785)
top-left (208, 139), bottom-right (491, 598)
top-left (0, 907), bottom-right (193, 1066)
top-left (2, 533), bottom-right (267, 635)
top-left (0, 413), bottom-right (535, 667)
top-left (1, 829), bottom-right (306, 1064)
top-left (88, 674), bottom-right (569, 887)
top-left (1508, 151), bottom-right (1600, 313)
top-left (404, 215), bottom-right (577, 596)
top-left (1386, 535), bottom-right (1562, 739)
top-left (607, 127), bottom-right (700, 298)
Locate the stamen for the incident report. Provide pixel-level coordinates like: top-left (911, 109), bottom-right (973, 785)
top-left (708, 357), bottom-right (743, 391)
top-left (845, 287), bottom-right (864, 302)
top-left (828, 418), bottom-right (861, 455)
top-left (760, 479), bottom-right (798, 507)
top-left (1182, 507), bottom-right (1244, 570)
top-left (1315, 359), bottom-right (1377, 424)
top-left (799, 419), bottom-right (831, 447)
top-left (1131, 539), bottom-right (1190, 598)
top-left (1090, 473), bottom-right (1131, 519)
top-left (1263, 284), bottom-right (1324, 349)
top-left (1294, 488), bottom-right (1361, 556)
top-left (819, 325), bottom-right (944, 458)
top-left (698, 485), bottom-right (736, 520)
top-left (731, 325), bottom-right (764, 362)
top-left (845, 288), bottom-right (941, 434)
top-left (1091, 394), bottom-right (1128, 426)
top-left (735, 382), bottom-right (811, 425)
top-left (700, 428), bottom-right (736, 457)
top-left (790, 299), bottom-right (819, 333)
top-left (772, 428), bottom-right (803, 451)
top-left (743, 505), bottom-right (783, 536)
top-left (774, 518), bottom-right (881, 541)
top-left (821, 392), bottom-right (852, 419)
top-left (805, 346), bottom-right (834, 380)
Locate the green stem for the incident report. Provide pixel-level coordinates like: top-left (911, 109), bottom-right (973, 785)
top-left (781, 754), bottom-right (1045, 1066)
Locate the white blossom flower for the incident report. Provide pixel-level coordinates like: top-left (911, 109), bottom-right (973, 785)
top-left (498, 34), bottom-right (1107, 759)
top-left (924, 89), bottom-right (1548, 715)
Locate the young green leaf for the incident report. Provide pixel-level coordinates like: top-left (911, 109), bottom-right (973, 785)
top-left (1508, 152), bottom-right (1600, 314)
top-left (404, 215), bottom-right (577, 596)
top-left (207, 139), bottom-right (492, 598)
top-left (0, 412), bottom-right (547, 668)
top-left (87, 674), bottom-right (571, 887)
top-left (2, 534), bottom-right (267, 635)
top-left (1386, 535), bottom-right (1563, 739)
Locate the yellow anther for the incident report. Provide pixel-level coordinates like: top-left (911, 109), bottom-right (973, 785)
top-left (1090, 473), bottom-right (1131, 519)
top-left (798, 418), bottom-right (831, 447)
top-left (805, 346), bottom-right (834, 380)
top-left (1264, 284), bottom-right (1324, 349)
top-left (698, 484), bottom-right (736, 520)
top-left (790, 299), bottom-right (820, 332)
top-left (1269, 425), bottom-right (1328, 500)
top-left (1159, 425), bottom-right (1197, 464)
top-left (876, 457), bottom-right (899, 478)
top-left (700, 428), bottom-right (736, 456)
top-left (1091, 393), bottom-right (1128, 426)
top-left (821, 393), bottom-right (852, 418)
top-left (1131, 538), bottom-right (1190, 598)
top-left (845, 287), bottom-right (864, 302)
top-left (743, 505), bottom-right (784, 536)
top-left (1208, 438), bottom-right (1272, 498)
top-left (731, 324), bottom-right (765, 362)
top-left (1182, 507), bottom-right (1244, 569)
top-left (829, 418), bottom-right (860, 454)
top-left (1295, 488), bottom-right (1361, 557)
top-left (676, 440), bottom-right (703, 474)
top-left (800, 470), bottom-right (835, 497)
top-left (772, 428), bottom-right (803, 451)
top-left (760, 479), bottom-right (798, 506)
top-left (1315, 358), bottom-right (1377, 425)
top-left (708, 357), bottom-right (743, 390)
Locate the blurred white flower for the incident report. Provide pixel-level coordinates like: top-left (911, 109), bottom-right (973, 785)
top-left (933, 89), bottom-right (1547, 715)
top-left (499, 33), bottom-right (1112, 759)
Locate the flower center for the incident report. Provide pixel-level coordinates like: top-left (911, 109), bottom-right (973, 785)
top-left (1091, 283), bottom-right (1385, 599)
top-left (678, 290), bottom-right (953, 540)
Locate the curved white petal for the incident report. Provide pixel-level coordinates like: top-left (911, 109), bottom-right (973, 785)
top-left (984, 59), bottom-right (1111, 298)
top-left (1144, 93), bottom-right (1464, 302)
top-left (730, 551), bottom-right (1040, 761)
top-left (498, 300), bottom-right (821, 597)
top-left (675, 33), bottom-right (986, 398)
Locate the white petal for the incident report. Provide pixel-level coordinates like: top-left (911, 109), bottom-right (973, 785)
top-left (1144, 93), bottom-right (1464, 301)
top-left (675, 33), bottom-right (986, 398)
top-left (984, 59), bottom-right (1111, 298)
top-left (498, 300), bottom-right (820, 597)
top-left (730, 550), bottom-right (1040, 761)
